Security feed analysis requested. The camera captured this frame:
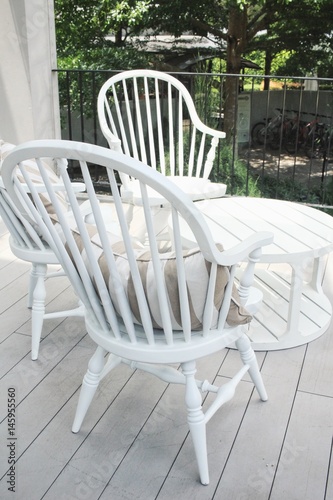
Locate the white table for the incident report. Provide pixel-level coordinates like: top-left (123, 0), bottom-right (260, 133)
top-left (178, 197), bottom-right (333, 350)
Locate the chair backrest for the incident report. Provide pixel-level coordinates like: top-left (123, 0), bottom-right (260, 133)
top-left (0, 141), bottom-right (58, 255)
top-left (97, 69), bottom-right (226, 190)
top-left (2, 140), bottom-right (271, 360)
top-left (0, 139), bottom-right (88, 257)
top-left (0, 179), bottom-right (51, 254)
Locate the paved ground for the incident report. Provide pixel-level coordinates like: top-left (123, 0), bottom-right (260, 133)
top-left (241, 145), bottom-right (333, 197)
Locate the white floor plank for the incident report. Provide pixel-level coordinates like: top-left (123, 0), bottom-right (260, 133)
top-left (270, 391), bottom-right (333, 500)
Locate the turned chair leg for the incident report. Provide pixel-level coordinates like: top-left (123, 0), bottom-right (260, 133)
top-left (28, 263), bottom-right (39, 309)
top-left (72, 346), bottom-right (107, 433)
top-left (30, 263), bottom-right (47, 361)
top-left (235, 332), bottom-right (268, 402)
top-left (182, 360), bottom-right (209, 485)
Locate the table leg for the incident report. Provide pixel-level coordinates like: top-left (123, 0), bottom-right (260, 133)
top-left (310, 256), bottom-right (324, 293)
top-left (287, 256), bottom-right (326, 336)
top-left (287, 261), bottom-right (304, 336)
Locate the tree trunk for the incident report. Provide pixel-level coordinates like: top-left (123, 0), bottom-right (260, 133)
top-left (263, 48), bottom-right (273, 90)
top-left (114, 26), bottom-right (124, 46)
top-left (223, 6), bottom-right (247, 144)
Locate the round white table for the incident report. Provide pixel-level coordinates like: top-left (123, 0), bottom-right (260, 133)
top-left (177, 197), bottom-right (333, 350)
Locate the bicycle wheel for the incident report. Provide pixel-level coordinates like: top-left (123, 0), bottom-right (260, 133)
top-left (285, 129), bottom-right (299, 154)
top-left (304, 133), bottom-right (322, 159)
top-left (251, 122), bottom-right (266, 146)
top-left (269, 130), bottom-right (282, 150)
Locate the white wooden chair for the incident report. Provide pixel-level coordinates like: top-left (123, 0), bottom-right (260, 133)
top-left (0, 181), bottom-right (85, 360)
top-left (97, 69), bottom-right (227, 235)
top-left (2, 139), bottom-right (273, 485)
top-left (0, 140), bottom-right (87, 360)
top-left (0, 140), bottom-right (119, 360)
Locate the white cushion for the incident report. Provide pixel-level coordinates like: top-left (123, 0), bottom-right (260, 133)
top-left (123, 176), bottom-right (227, 206)
top-left (67, 224), bottom-right (251, 330)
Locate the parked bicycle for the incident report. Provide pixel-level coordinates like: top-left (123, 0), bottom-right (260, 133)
top-left (251, 109), bottom-right (301, 150)
top-left (304, 121), bottom-right (333, 159)
top-left (252, 110), bottom-right (333, 158)
top-left (284, 113), bottom-right (333, 158)
top-left (251, 109), bottom-right (282, 149)
top-left (283, 115), bottom-right (309, 154)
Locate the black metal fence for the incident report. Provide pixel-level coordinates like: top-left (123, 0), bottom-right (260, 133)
top-left (55, 69), bottom-right (333, 208)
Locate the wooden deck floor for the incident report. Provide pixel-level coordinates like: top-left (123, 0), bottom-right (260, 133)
top-left (0, 213), bottom-right (333, 500)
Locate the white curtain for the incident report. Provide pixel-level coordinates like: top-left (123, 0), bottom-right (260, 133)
top-left (0, 0), bottom-right (60, 144)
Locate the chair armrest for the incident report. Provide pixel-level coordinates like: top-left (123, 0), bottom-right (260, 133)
top-left (214, 231), bottom-right (274, 267)
top-left (192, 118), bottom-right (226, 139)
top-left (100, 128), bottom-right (122, 152)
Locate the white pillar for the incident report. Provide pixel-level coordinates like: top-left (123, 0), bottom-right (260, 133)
top-left (0, 0), bottom-right (60, 144)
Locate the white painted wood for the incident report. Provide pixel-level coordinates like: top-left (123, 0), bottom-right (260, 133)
top-left (270, 392), bottom-right (333, 500)
top-left (246, 266), bottom-right (332, 349)
top-left (0, 161), bottom-right (89, 359)
top-left (183, 197), bottom-right (333, 261)
top-left (298, 252), bottom-right (333, 397)
top-left (1, 145), bottom-right (332, 496)
top-left (0, 227), bottom-right (332, 499)
top-left (97, 69), bottom-right (227, 240)
top-left (213, 346), bottom-right (307, 500)
top-left (177, 197), bottom-right (333, 349)
top-left (1, 139), bottom-right (272, 485)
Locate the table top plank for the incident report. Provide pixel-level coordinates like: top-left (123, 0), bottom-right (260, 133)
top-left (231, 197), bottom-right (333, 245)
top-left (203, 199), bottom-right (310, 255)
top-left (192, 198), bottom-right (333, 262)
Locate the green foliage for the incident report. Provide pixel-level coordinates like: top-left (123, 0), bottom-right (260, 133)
top-left (211, 145), bottom-right (261, 197)
top-left (55, 0), bottom-right (111, 56)
top-left (57, 46), bottom-right (154, 72)
top-left (258, 175), bottom-right (322, 204)
top-left (322, 177), bottom-right (333, 207)
top-left (55, 0), bottom-right (152, 60)
top-left (192, 73), bottom-right (223, 127)
top-left (210, 144), bottom-right (329, 204)
top-left (55, 0), bottom-right (333, 79)
top-left (109, 0), bottom-right (150, 28)
top-left (247, 0), bottom-right (333, 76)
top-left (56, 49), bottom-right (157, 126)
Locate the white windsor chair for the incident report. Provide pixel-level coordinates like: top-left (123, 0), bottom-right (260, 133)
top-left (0, 140), bottom-right (87, 360)
top-left (97, 69), bottom-right (227, 237)
top-left (0, 183), bottom-right (85, 360)
top-left (2, 139), bottom-right (273, 485)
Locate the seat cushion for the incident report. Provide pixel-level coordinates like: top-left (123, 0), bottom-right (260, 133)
top-left (124, 176), bottom-right (227, 206)
top-left (115, 244), bottom-right (251, 329)
top-left (67, 223), bottom-right (251, 330)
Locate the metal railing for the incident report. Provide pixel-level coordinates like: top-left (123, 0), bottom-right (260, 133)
top-left (54, 69), bottom-right (333, 209)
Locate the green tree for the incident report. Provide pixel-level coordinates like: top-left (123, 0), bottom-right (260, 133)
top-left (144, 0), bottom-right (333, 138)
top-left (55, 0), bottom-right (152, 68)
top-left (248, 0), bottom-right (333, 78)
top-left (55, 0), bottom-right (333, 140)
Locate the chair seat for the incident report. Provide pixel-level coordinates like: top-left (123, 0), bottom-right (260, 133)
top-left (85, 311), bottom-right (243, 365)
top-left (122, 176), bottom-right (227, 206)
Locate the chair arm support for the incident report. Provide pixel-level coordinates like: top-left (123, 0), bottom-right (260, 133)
top-left (101, 129), bottom-right (122, 152)
top-left (214, 231), bottom-right (274, 267)
top-left (190, 114), bottom-right (226, 139)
